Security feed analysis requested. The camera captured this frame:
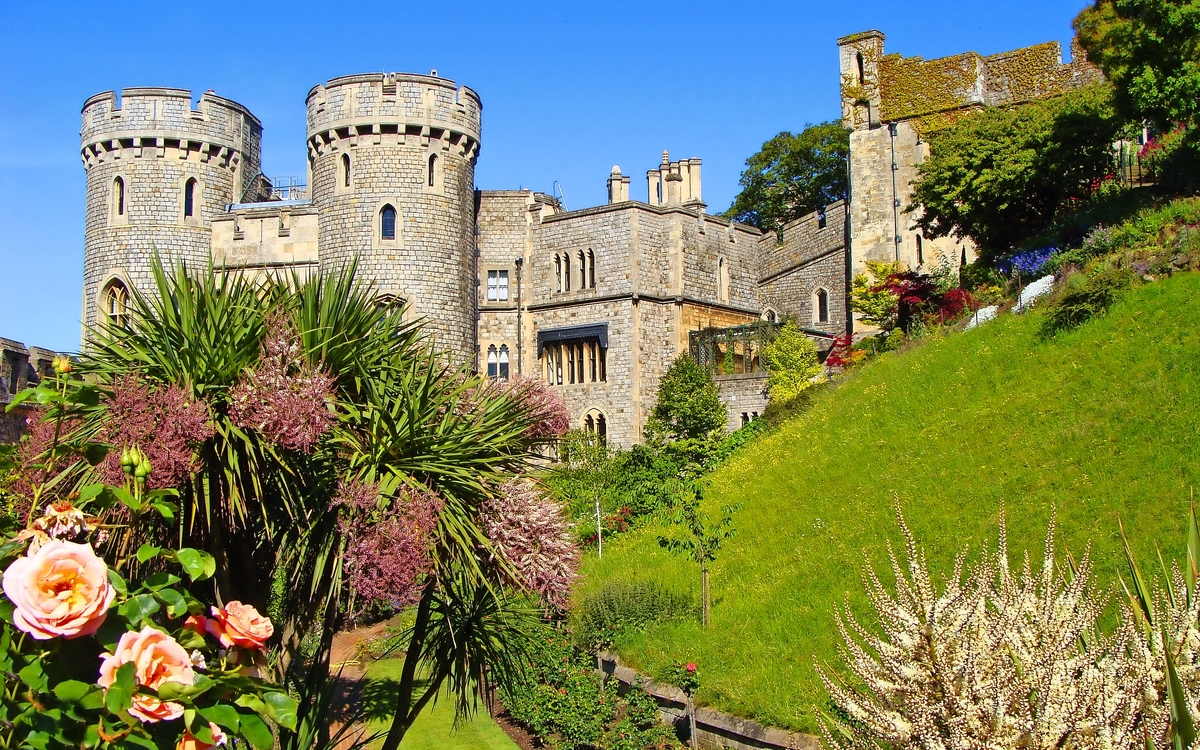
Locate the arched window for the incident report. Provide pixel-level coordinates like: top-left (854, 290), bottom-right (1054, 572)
top-left (183, 178), bottom-right (196, 218)
top-left (499, 345), bottom-right (510, 379)
top-left (341, 154), bottom-right (351, 189)
top-left (487, 345), bottom-right (499, 378)
top-left (554, 255), bottom-right (562, 293)
top-left (588, 249), bottom-right (596, 288)
top-left (717, 257), bottom-right (726, 301)
top-left (585, 414), bottom-right (595, 432)
top-left (112, 177), bottom-right (125, 218)
top-left (815, 288), bottom-right (830, 324)
top-left (563, 254), bottom-right (572, 292)
top-left (856, 52), bottom-right (865, 85)
top-left (583, 409), bottom-right (607, 440)
top-left (103, 280), bottom-right (129, 328)
top-left (427, 154), bottom-right (437, 187)
top-left (380, 205), bottom-right (396, 240)
top-left (597, 413), bottom-right (607, 439)
top-left (916, 234), bottom-right (924, 266)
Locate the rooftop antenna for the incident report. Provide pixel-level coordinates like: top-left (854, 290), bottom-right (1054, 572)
top-left (553, 180), bottom-right (567, 210)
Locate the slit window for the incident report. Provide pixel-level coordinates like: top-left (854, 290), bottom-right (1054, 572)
top-left (381, 205), bottom-right (396, 240)
top-left (341, 154), bottom-right (351, 188)
top-left (113, 177), bottom-right (125, 217)
top-left (183, 178), bottom-right (196, 218)
top-left (554, 255), bottom-right (562, 293)
top-left (563, 254), bottom-right (572, 291)
top-left (428, 154), bottom-right (438, 187)
top-left (916, 234), bottom-right (924, 265)
top-left (856, 52), bottom-right (865, 85)
top-left (588, 250), bottom-right (595, 288)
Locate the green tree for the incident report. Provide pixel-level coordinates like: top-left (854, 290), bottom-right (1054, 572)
top-left (724, 122), bottom-right (849, 236)
top-left (644, 354), bottom-right (727, 442)
top-left (909, 85), bottom-right (1120, 262)
top-left (657, 486), bottom-right (740, 627)
top-left (761, 320), bottom-right (824, 404)
top-left (1075, 0), bottom-right (1200, 129)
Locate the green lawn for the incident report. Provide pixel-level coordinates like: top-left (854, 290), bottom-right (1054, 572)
top-left (361, 659), bottom-right (519, 750)
top-left (577, 272), bottom-right (1200, 734)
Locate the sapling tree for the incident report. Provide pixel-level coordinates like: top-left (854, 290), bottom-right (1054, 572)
top-left (657, 485), bottom-right (740, 627)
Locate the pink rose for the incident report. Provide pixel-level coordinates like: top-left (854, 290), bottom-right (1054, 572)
top-left (99, 627), bottom-right (196, 723)
top-left (178, 723), bottom-right (227, 750)
top-left (2, 540), bottom-right (114, 640)
top-left (206, 601), bottom-right (273, 650)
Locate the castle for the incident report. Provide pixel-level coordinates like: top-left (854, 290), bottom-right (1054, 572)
top-left (73, 31), bottom-right (1099, 449)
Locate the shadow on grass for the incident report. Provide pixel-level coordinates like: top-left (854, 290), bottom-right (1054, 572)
top-left (357, 675), bottom-right (439, 722)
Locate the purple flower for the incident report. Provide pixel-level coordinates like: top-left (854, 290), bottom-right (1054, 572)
top-left (98, 375), bottom-right (214, 489)
top-left (336, 480), bottom-right (442, 611)
top-left (998, 247), bottom-right (1059, 277)
top-left (481, 479), bottom-right (579, 610)
top-left (227, 311), bottom-right (335, 454)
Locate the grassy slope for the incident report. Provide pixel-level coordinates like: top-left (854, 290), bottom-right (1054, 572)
top-left (362, 659), bottom-right (518, 750)
top-left (578, 272), bottom-right (1200, 734)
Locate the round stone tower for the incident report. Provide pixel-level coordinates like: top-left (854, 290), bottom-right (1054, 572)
top-left (80, 88), bottom-right (262, 335)
top-left (306, 73), bottom-right (481, 359)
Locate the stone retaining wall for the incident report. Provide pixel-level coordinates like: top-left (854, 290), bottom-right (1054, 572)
top-left (594, 651), bottom-right (819, 750)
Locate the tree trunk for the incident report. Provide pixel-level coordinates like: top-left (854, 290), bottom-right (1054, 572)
top-left (701, 562), bottom-right (710, 628)
top-left (381, 580), bottom-right (436, 750)
top-left (595, 497), bottom-right (603, 559)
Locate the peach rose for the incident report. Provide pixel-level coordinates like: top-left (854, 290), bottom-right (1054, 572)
top-left (2, 539), bottom-right (114, 640)
top-left (206, 601), bottom-right (273, 650)
top-left (178, 723), bottom-right (227, 750)
top-left (99, 627), bottom-right (196, 723)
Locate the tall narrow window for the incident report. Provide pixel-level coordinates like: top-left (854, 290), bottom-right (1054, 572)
top-left (575, 343), bottom-right (584, 383)
top-left (856, 52), bottom-right (865, 85)
top-left (817, 210), bottom-right (827, 229)
top-left (563, 254), bottom-right (572, 292)
top-left (589, 342), bottom-right (597, 382)
top-left (499, 345), bottom-right (510, 379)
top-left (487, 345), bottom-right (498, 378)
top-left (916, 234), bottom-right (924, 265)
top-left (554, 255), bottom-right (562, 293)
top-left (341, 154), bottom-right (351, 189)
top-left (380, 205), bottom-right (396, 240)
top-left (113, 177), bottom-right (125, 218)
top-left (567, 345), bottom-right (576, 384)
top-left (428, 154), bottom-right (438, 187)
top-left (588, 250), bottom-right (595, 288)
top-left (815, 288), bottom-right (830, 324)
top-left (717, 258), bottom-right (725, 301)
top-left (555, 344), bottom-right (563, 385)
top-left (578, 251), bottom-right (586, 289)
top-left (103, 280), bottom-right (129, 328)
top-left (585, 414), bottom-right (595, 432)
top-left (598, 346), bottom-right (607, 382)
top-left (597, 413), bottom-right (606, 439)
top-left (183, 178), bottom-right (196, 218)
top-left (498, 270), bottom-right (508, 301)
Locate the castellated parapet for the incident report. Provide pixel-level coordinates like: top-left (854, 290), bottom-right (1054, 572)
top-left (80, 88), bottom-right (262, 334)
top-left (306, 73), bottom-right (482, 358)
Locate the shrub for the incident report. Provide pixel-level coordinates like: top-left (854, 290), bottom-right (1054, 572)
top-left (572, 580), bottom-right (696, 650)
top-left (762, 320), bottom-right (823, 404)
top-left (501, 623), bottom-right (681, 750)
top-left (1039, 266), bottom-right (1134, 337)
top-left (644, 354), bottom-right (726, 442)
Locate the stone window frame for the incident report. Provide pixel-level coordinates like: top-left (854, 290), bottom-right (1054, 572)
top-left (582, 408), bottom-right (608, 440)
top-left (373, 200), bottom-right (401, 249)
top-left (485, 343), bottom-right (511, 380)
top-left (424, 150), bottom-right (444, 195)
top-left (813, 287), bottom-right (831, 325)
top-left (336, 152), bottom-right (352, 194)
top-left (178, 174), bottom-right (202, 226)
top-left (109, 174), bottom-right (129, 227)
top-left (761, 307), bottom-right (779, 323)
top-left (97, 272), bottom-right (133, 330)
top-left (717, 256), bottom-right (730, 302)
top-left (485, 269), bottom-right (510, 303)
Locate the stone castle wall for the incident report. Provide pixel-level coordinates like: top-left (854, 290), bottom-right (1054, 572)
top-left (838, 30), bottom-right (1102, 278)
top-left (80, 89), bottom-right (262, 335)
top-left (307, 74), bottom-right (481, 360)
top-left (758, 201), bottom-right (849, 338)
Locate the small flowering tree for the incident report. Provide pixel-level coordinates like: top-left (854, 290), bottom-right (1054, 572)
top-left (0, 361), bottom-right (297, 750)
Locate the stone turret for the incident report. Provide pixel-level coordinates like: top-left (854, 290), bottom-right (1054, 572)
top-left (80, 88), bottom-right (262, 336)
top-left (306, 72), bottom-right (482, 360)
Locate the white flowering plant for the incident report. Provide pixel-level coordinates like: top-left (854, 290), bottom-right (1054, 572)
top-left (0, 363), bottom-right (297, 750)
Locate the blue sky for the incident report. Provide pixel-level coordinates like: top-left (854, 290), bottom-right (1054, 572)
top-left (0, 0), bottom-right (1088, 352)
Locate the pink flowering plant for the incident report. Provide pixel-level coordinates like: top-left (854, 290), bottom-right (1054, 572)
top-left (0, 362), bottom-right (297, 750)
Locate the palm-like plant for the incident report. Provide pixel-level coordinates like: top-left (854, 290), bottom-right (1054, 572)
top-left (43, 256), bottom-right (573, 747)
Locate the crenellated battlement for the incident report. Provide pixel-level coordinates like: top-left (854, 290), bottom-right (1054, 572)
top-left (80, 88), bottom-right (261, 172)
top-left (305, 73), bottom-right (481, 161)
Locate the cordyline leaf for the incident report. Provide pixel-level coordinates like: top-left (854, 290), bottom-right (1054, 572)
top-left (1120, 516), bottom-right (1155, 626)
top-left (1164, 627), bottom-right (1196, 750)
